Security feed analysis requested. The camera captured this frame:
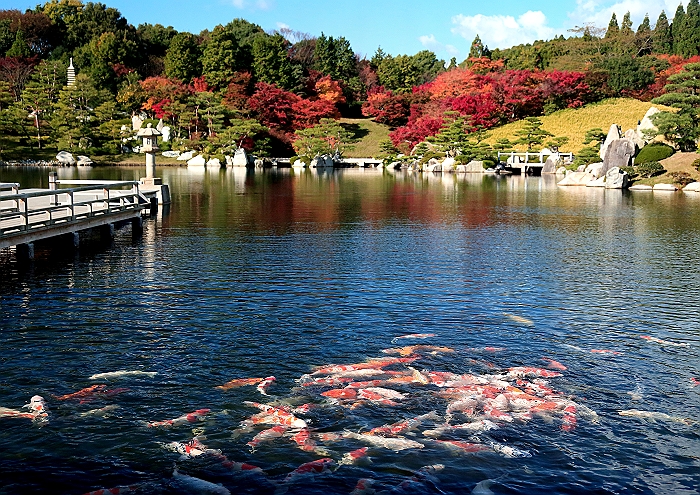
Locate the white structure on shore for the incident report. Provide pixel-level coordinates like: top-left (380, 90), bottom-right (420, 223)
top-left (67, 58), bottom-right (76, 86)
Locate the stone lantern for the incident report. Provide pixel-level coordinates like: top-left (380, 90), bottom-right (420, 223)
top-left (137, 123), bottom-right (162, 185)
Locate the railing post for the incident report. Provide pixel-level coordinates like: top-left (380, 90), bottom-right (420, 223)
top-left (69, 191), bottom-right (75, 221)
top-left (20, 198), bottom-right (28, 230)
top-left (48, 172), bottom-right (58, 206)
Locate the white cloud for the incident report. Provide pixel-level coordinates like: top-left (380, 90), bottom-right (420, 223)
top-left (566, 0), bottom-right (688, 32)
top-left (276, 22), bottom-right (290, 30)
top-left (419, 34), bottom-right (462, 59)
top-left (451, 11), bottom-right (555, 50)
top-left (228, 0), bottom-right (272, 10)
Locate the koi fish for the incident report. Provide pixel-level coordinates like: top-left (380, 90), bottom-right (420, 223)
top-left (345, 380), bottom-right (386, 389)
top-left (25, 395), bottom-right (48, 416)
top-left (89, 370), bottom-right (157, 380)
top-left (247, 425), bottom-right (288, 449)
top-left (640, 335), bottom-right (690, 347)
top-left (391, 333), bottom-right (436, 343)
top-left (316, 432), bottom-right (343, 443)
top-left (590, 349), bottom-right (623, 355)
top-left (396, 464), bottom-right (444, 491)
top-left (281, 458), bottom-right (335, 484)
top-left (257, 376), bottom-right (276, 395)
top-left (618, 409), bottom-right (693, 424)
top-left (472, 479), bottom-right (495, 495)
top-left (434, 440), bottom-right (490, 453)
top-left (0, 407), bottom-right (36, 420)
top-left (350, 478), bottom-right (376, 495)
top-left (221, 460), bottom-right (264, 473)
top-left (164, 437), bottom-right (220, 458)
top-left (321, 388), bottom-right (357, 399)
top-left (216, 378), bottom-right (263, 391)
top-left (79, 405), bottom-right (120, 417)
top-left (172, 468), bottom-right (230, 495)
top-left (507, 367), bottom-right (562, 378)
top-left (562, 404), bottom-right (577, 431)
top-left (82, 485), bottom-right (139, 495)
top-left (504, 313), bottom-right (534, 326)
top-left (242, 402), bottom-right (307, 428)
top-left (301, 376), bottom-right (354, 387)
top-left (291, 428), bottom-right (316, 451)
top-left (692, 378), bottom-right (700, 387)
top-left (541, 358), bottom-right (567, 371)
top-left (366, 411), bottom-right (439, 437)
top-left (343, 431), bottom-right (424, 451)
top-left (490, 441), bottom-right (532, 458)
top-left (359, 387), bottom-right (406, 400)
top-left (422, 420), bottom-right (499, 437)
top-left (55, 384), bottom-right (107, 400)
top-left (466, 347), bottom-right (506, 352)
top-left (147, 408), bottom-right (211, 428)
top-left (339, 447), bottom-right (370, 466)
top-left (382, 345), bottom-right (455, 357)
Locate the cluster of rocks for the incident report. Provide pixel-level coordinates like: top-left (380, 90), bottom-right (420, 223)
top-left (0, 159), bottom-right (59, 167)
top-left (55, 151), bottom-right (93, 166)
top-left (170, 148), bottom-right (267, 169)
top-left (557, 108), bottom-right (661, 189)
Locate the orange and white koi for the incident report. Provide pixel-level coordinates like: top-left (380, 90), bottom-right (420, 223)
top-left (434, 439), bottom-right (490, 452)
top-left (257, 376), bottom-right (276, 395)
top-left (241, 403), bottom-right (307, 429)
top-left (247, 425), bottom-right (288, 449)
top-left (382, 345), bottom-right (455, 357)
top-left (81, 485), bottom-right (139, 495)
top-left (216, 377), bottom-right (263, 391)
top-left (301, 376), bottom-right (354, 387)
top-left (391, 333), bottom-right (436, 343)
top-left (221, 460), bottom-right (264, 473)
top-left (321, 388), bottom-right (357, 399)
top-left (147, 408), bottom-right (210, 428)
top-left (282, 458), bottom-right (335, 483)
top-left (345, 380), bottom-right (386, 389)
top-left (339, 447), bottom-right (369, 466)
top-left (0, 407), bottom-right (36, 420)
top-left (359, 387), bottom-right (406, 400)
top-left (541, 358), bottom-right (567, 371)
top-left (640, 335), bottom-right (690, 347)
top-left (422, 419), bottom-right (499, 438)
top-left (691, 378), bottom-right (700, 387)
top-left (356, 389), bottom-right (399, 405)
top-left (507, 367), bottom-right (562, 378)
top-left (55, 385), bottom-right (107, 400)
top-left (165, 437), bottom-right (220, 458)
top-left (315, 432), bottom-right (343, 443)
top-left (366, 411), bottom-right (439, 437)
top-left (291, 428), bottom-right (316, 451)
top-left (562, 404), bottom-right (577, 431)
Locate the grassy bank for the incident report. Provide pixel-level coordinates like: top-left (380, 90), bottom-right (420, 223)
top-left (340, 118), bottom-right (391, 158)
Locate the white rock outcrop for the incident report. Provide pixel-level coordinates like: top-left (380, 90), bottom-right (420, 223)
top-left (187, 154), bottom-right (206, 167)
top-left (56, 151), bottom-right (76, 166)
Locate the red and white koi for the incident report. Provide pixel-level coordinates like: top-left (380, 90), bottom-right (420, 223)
top-left (640, 335), bottom-right (690, 347)
top-left (147, 408), bottom-right (210, 428)
top-left (301, 376), bottom-right (354, 387)
top-left (164, 437), bottom-right (221, 458)
top-left (321, 388), bottom-right (358, 400)
top-left (290, 428), bottom-right (316, 451)
top-left (282, 458), bottom-right (335, 483)
top-left (359, 387), bottom-right (406, 400)
top-left (343, 431), bottom-right (424, 451)
top-left (221, 460), bottom-right (264, 474)
top-left (339, 447), bottom-right (370, 466)
top-left (55, 385), bottom-right (107, 400)
top-left (562, 404), bottom-right (577, 431)
top-left (81, 485), bottom-right (139, 495)
top-left (382, 345), bottom-right (455, 357)
top-left (257, 376), bottom-right (276, 395)
top-left (541, 358), bottom-right (567, 371)
top-left (247, 425), bottom-right (288, 449)
top-left (507, 367), bottom-right (562, 378)
top-left (490, 441), bottom-right (532, 458)
top-left (366, 411), bottom-right (440, 437)
top-left (242, 402), bottom-right (307, 428)
top-left (691, 378), bottom-right (700, 387)
top-left (0, 407), bottom-right (36, 420)
top-left (350, 478), bottom-right (376, 495)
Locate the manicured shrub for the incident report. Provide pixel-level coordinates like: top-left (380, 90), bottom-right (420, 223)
top-left (635, 143), bottom-right (674, 164)
top-left (419, 151), bottom-right (446, 165)
top-left (636, 161), bottom-right (665, 178)
top-left (692, 157), bottom-right (700, 171)
top-left (619, 166), bottom-right (638, 179)
top-left (670, 171), bottom-right (695, 187)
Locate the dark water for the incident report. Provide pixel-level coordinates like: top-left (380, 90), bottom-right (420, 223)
top-left (1, 166), bottom-right (699, 495)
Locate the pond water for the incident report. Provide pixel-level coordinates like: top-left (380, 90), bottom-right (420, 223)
top-left (0, 166), bottom-right (699, 495)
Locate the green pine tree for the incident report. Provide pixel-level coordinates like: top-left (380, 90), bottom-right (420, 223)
top-left (620, 12), bottom-right (634, 36)
top-left (5, 29), bottom-right (31, 58)
top-left (653, 10), bottom-right (673, 54)
top-left (605, 13), bottom-right (620, 38)
top-left (513, 117), bottom-right (553, 150)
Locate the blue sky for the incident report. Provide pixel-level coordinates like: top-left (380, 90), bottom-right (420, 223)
top-left (6, 0), bottom-right (691, 61)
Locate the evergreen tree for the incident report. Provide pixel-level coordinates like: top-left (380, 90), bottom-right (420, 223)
top-left (51, 74), bottom-right (109, 151)
top-left (201, 19), bottom-right (264, 90)
top-left (292, 117), bottom-right (356, 158)
top-left (671, 3), bottom-right (686, 55)
top-left (620, 12), bottom-right (634, 36)
top-left (513, 117), bottom-right (553, 150)
top-left (252, 33), bottom-right (301, 92)
top-left (164, 32), bottom-right (201, 83)
top-left (469, 35), bottom-right (485, 58)
top-left (605, 13), bottom-right (619, 38)
top-left (637, 14), bottom-right (651, 35)
top-left (653, 10), bottom-right (672, 54)
top-left (650, 62), bottom-right (700, 151)
top-left (17, 60), bottom-right (66, 149)
top-left (6, 29), bottom-right (31, 58)
top-left (636, 14), bottom-right (653, 55)
top-left (314, 33), bottom-right (358, 88)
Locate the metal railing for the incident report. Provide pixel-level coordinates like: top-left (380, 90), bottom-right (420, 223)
top-left (498, 151), bottom-right (574, 164)
top-left (0, 181), bottom-right (143, 237)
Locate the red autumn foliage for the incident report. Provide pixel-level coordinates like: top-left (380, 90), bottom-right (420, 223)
top-left (314, 75), bottom-right (345, 105)
top-left (191, 76), bottom-right (210, 93)
top-left (249, 82), bottom-right (338, 137)
top-left (386, 66), bottom-right (593, 148)
top-left (223, 71), bottom-right (254, 112)
top-left (361, 87), bottom-right (411, 127)
top-left (139, 76), bottom-right (188, 114)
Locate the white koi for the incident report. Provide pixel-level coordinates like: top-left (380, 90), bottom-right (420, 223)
top-left (618, 409), bottom-right (692, 424)
top-left (79, 405), bottom-right (120, 417)
top-left (172, 467), bottom-right (230, 495)
top-left (490, 441), bottom-right (532, 458)
top-left (343, 431), bottom-right (424, 451)
top-left (89, 370), bottom-right (157, 380)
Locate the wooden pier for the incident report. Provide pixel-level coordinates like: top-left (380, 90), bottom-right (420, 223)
top-left (0, 178), bottom-right (155, 259)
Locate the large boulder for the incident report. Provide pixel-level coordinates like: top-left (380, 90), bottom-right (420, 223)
top-left (586, 176), bottom-right (606, 187)
top-left (206, 157), bottom-right (222, 169)
top-left (232, 148), bottom-right (248, 167)
top-left (292, 159), bottom-right (306, 168)
top-left (442, 156), bottom-right (456, 172)
top-left (653, 183), bottom-right (678, 191)
top-left (455, 160), bottom-right (485, 173)
top-left (585, 162), bottom-right (605, 178)
top-left (76, 155), bottom-right (93, 166)
top-left (541, 154), bottom-right (562, 174)
top-left (425, 158), bottom-right (441, 172)
top-left (187, 154), bottom-right (206, 167)
top-left (637, 107), bottom-right (660, 143)
top-left (600, 124), bottom-right (621, 161)
top-left (557, 171), bottom-right (595, 186)
top-left (177, 151), bottom-right (194, 161)
top-left (161, 150), bottom-right (180, 158)
top-left (624, 128), bottom-right (644, 150)
top-left (683, 182), bottom-right (700, 192)
top-left (604, 167), bottom-right (629, 189)
top-left (56, 151), bottom-right (76, 166)
top-left (629, 184), bottom-right (653, 191)
top-left (602, 138), bottom-right (635, 174)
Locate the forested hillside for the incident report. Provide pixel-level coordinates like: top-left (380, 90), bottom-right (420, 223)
top-left (2, 0), bottom-right (700, 161)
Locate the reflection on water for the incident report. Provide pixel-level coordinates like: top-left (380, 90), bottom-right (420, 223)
top-left (1, 166), bottom-right (699, 495)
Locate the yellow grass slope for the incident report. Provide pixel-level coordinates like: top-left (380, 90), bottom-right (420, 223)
top-left (484, 98), bottom-right (676, 154)
top-left (340, 118), bottom-right (391, 158)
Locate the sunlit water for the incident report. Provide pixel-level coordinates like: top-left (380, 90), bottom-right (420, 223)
top-left (1, 166), bottom-right (699, 495)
